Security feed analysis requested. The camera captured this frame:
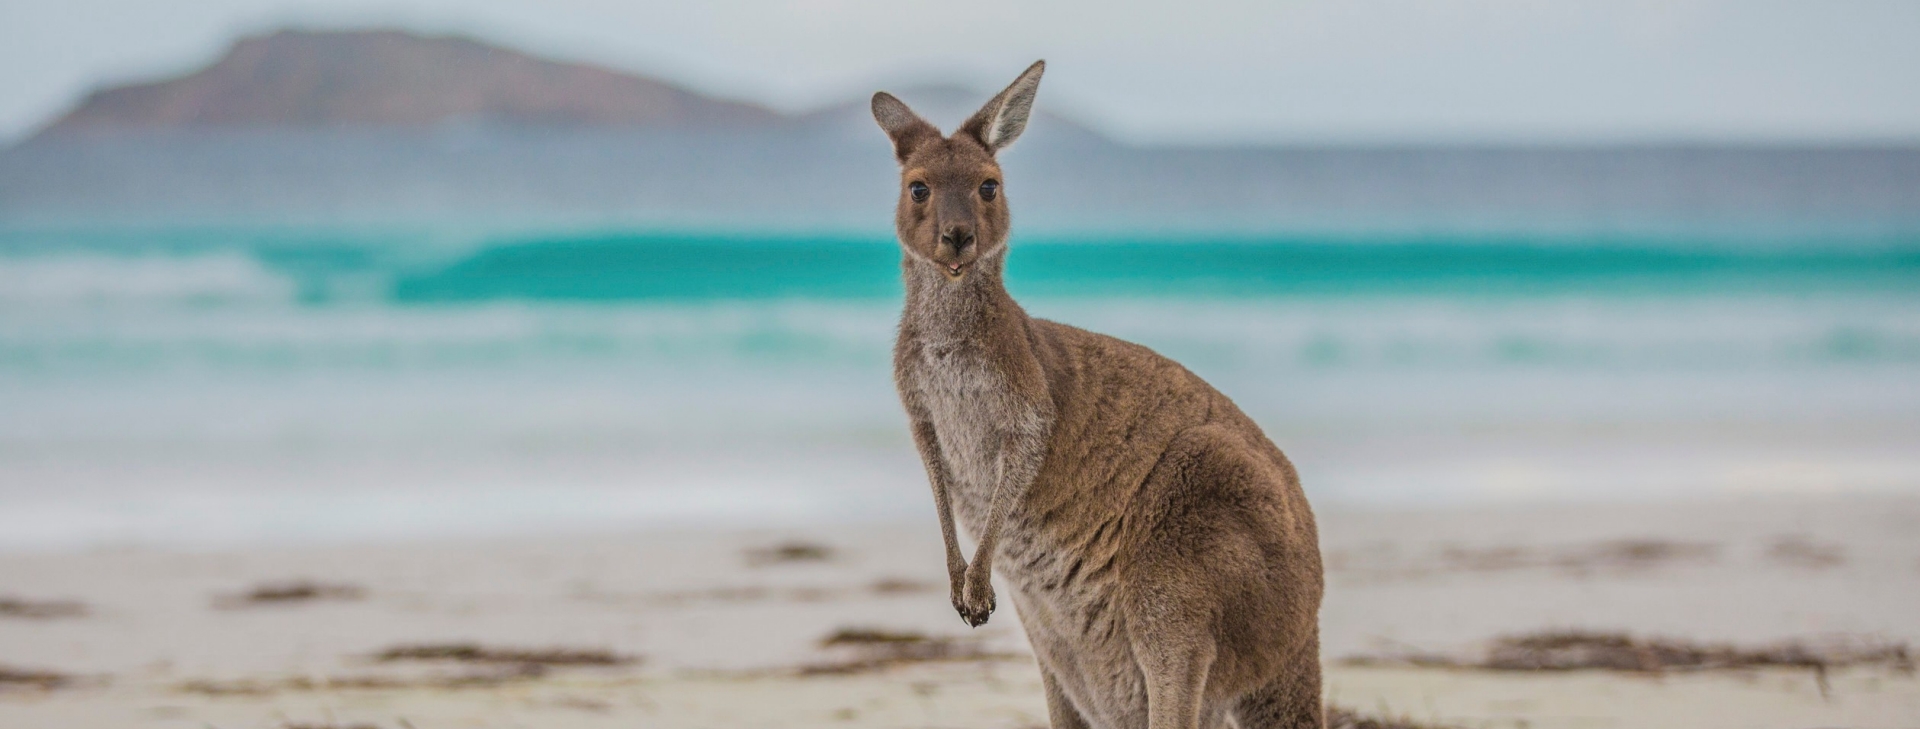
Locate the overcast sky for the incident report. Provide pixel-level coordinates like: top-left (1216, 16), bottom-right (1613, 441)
top-left (2, 0), bottom-right (1918, 145)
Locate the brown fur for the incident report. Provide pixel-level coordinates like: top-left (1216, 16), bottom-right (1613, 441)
top-left (873, 62), bottom-right (1326, 729)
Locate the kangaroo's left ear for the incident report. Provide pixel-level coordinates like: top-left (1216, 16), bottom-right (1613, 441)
top-left (873, 92), bottom-right (941, 164)
top-left (960, 60), bottom-right (1045, 154)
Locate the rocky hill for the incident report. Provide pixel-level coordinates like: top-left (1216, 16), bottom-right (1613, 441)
top-left (12, 29), bottom-right (1914, 228)
top-left (38, 29), bottom-right (783, 134)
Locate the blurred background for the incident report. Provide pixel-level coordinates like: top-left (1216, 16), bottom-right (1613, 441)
top-left (4, 3), bottom-right (1920, 728)
top-left (2, 0), bottom-right (1916, 549)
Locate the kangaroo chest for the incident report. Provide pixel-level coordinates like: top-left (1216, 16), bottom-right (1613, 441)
top-left (903, 325), bottom-right (1145, 727)
top-left (905, 338), bottom-right (1011, 531)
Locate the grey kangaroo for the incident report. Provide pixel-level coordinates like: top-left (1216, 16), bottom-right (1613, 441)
top-left (874, 61), bottom-right (1326, 729)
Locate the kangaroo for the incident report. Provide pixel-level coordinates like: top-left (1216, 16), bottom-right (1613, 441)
top-left (874, 61), bottom-right (1326, 729)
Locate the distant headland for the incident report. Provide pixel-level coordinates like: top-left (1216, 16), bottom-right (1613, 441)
top-left (38, 29), bottom-right (784, 135)
top-left (5, 28), bottom-right (1915, 228)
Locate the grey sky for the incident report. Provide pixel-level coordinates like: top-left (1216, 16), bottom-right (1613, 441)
top-left (2, 0), bottom-right (1917, 144)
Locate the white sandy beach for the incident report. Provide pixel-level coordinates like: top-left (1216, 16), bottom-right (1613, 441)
top-left (2, 495), bottom-right (1917, 729)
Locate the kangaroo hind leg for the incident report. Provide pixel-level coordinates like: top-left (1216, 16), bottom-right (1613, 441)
top-left (1037, 664), bottom-right (1093, 729)
top-left (1130, 621), bottom-right (1218, 729)
top-left (1229, 634), bottom-right (1323, 729)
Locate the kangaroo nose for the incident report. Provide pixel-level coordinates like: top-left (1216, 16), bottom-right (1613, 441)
top-left (941, 226), bottom-right (975, 252)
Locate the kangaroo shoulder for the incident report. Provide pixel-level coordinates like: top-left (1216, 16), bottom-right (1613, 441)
top-left (1029, 318), bottom-right (1208, 394)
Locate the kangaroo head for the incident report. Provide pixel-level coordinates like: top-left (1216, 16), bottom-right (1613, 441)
top-left (872, 61), bottom-right (1045, 281)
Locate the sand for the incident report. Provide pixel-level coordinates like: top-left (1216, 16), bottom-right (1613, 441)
top-left (2, 495), bottom-right (1917, 728)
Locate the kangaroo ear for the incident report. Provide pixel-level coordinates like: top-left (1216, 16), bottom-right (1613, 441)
top-left (872, 92), bottom-right (941, 164)
top-left (960, 60), bottom-right (1046, 153)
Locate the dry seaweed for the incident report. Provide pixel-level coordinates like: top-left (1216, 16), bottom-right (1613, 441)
top-left (637, 577), bottom-right (936, 606)
top-left (1344, 629), bottom-right (1913, 696)
top-left (0, 666), bottom-right (72, 690)
top-left (1766, 535), bottom-right (1846, 570)
top-left (174, 644), bottom-right (635, 697)
top-left (180, 664), bottom-right (547, 696)
top-left (1435, 544), bottom-right (1533, 572)
top-left (0, 596), bottom-right (87, 619)
top-left (869, 577), bottom-right (938, 595)
top-left (641, 585), bottom-right (774, 605)
top-left (803, 627), bottom-right (1016, 675)
top-left (1333, 537), bottom-right (1722, 583)
top-left (216, 581), bottom-right (365, 608)
top-left (1438, 539), bottom-right (1718, 576)
top-left (374, 642), bottom-right (634, 667)
top-left (1327, 705), bottom-right (1458, 729)
top-left (1565, 539), bottom-right (1720, 572)
top-left (1481, 631), bottom-right (1910, 674)
top-left (746, 541), bottom-right (836, 566)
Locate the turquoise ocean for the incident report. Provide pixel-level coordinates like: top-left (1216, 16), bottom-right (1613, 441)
top-left (4, 222), bottom-right (1919, 549)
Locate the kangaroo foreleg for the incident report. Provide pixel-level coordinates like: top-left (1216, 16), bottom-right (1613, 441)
top-left (956, 409), bottom-right (1049, 626)
top-left (907, 416), bottom-right (970, 612)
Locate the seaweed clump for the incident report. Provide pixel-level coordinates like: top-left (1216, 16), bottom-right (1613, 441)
top-left (0, 597), bottom-right (87, 619)
top-left (803, 627), bottom-right (1013, 675)
top-left (746, 541), bottom-right (836, 566)
top-left (216, 581), bottom-right (365, 608)
top-left (0, 665), bottom-right (72, 690)
top-left (1327, 705), bottom-right (1459, 729)
top-left (1344, 629), bottom-right (1913, 697)
top-left (374, 642), bottom-right (634, 667)
top-left (1481, 631), bottom-right (1911, 675)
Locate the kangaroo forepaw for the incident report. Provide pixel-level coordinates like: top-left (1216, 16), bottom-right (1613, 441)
top-left (954, 568), bottom-right (996, 627)
top-left (953, 595), bottom-right (994, 626)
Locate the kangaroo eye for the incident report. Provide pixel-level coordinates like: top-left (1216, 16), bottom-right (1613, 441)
top-left (979, 179), bottom-right (999, 201)
top-left (909, 182), bottom-right (930, 202)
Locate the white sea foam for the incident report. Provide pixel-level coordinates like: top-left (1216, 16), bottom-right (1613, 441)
top-left (0, 253), bottom-right (295, 306)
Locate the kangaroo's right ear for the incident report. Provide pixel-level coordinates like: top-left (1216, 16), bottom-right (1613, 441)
top-left (959, 60), bottom-right (1044, 154)
top-left (872, 92), bottom-right (941, 164)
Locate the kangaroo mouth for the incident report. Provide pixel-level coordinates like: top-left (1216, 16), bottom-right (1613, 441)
top-left (943, 262), bottom-right (967, 279)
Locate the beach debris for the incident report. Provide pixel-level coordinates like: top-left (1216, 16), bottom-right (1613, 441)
top-left (1327, 705), bottom-right (1459, 729)
top-left (803, 626), bottom-right (1016, 675)
top-left (645, 584), bottom-right (848, 604)
top-left (1331, 538), bottom-right (1719, 582)
top-left (1568, 539), bottom-right (1721, 572)
top-left (180, 665), bottom-right (548, 696)
top-left (870, 576), bottom-right (938, 595)
top-left (543, 695), bottom-right (613, 713)
top-left (1344, 630), bottom-right (1913, 695)
top-left (746, 540), bottom-right (836, 566)
top-left (0, 596), bottom-right (88, 619)
top-left (822, 628), bottom-right (934, 646)
top-left (641, 585), bottom-right (774, 605)
top-left (1485, 631), bottom-right (1910, 674)
top-left (615, 577), bottom-right (937, 607)
top-left (0, 665), bottom-right (73, 690)
top-left (1434, 544), bottom-right (1531, 572)
top-left (215, 580), bottom-right (365, 608)
top-left (374, 642), bottom-right (635, 667)
top-left (1765, 535), bottom-right (1846, 570)
top-left (1442, 539), bottom-right (1718, 575)
top-left (182, 643), bottom-right (635, 697)
top-left (788, 586), bottom-right (837, 602)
